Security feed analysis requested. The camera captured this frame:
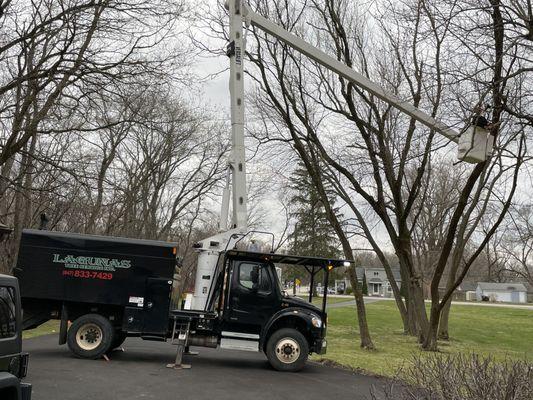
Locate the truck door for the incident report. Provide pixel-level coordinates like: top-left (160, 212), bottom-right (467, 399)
top-left (142, 277), bottom-right (172, 336)
top-left (224, 261), bottom-right (278, 334)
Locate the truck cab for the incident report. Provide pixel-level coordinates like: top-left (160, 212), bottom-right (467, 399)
top-left (174, 249), bottom-right (341, 372)
top-left (0, 274), bottom-right (31, 400)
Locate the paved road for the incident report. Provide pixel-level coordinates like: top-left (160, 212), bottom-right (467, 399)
top-left (24, 335), bottom-right (387, 400)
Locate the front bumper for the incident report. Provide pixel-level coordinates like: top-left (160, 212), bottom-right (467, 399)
top-left (313, 338), bottom-right (327, 355)
top-left (309, 323), bottom-right (327, 355)
top-left (21, 382), bottom-right (32, 400)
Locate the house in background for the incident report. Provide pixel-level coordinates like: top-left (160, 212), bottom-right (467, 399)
top-left (444, 281), bottom-right (477, 301)
top-left (475, 282), bottom-right (527, 303)
top-left (349, 266), bottom-right (402, 298)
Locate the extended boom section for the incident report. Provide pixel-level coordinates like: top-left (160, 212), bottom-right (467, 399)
top-left (241, 4), bottom-right (459, 143)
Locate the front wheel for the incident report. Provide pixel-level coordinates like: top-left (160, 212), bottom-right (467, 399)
top-left (265, 328), bottom-right (309, 372)
top-left (67, 314), bottom-right (114, 359)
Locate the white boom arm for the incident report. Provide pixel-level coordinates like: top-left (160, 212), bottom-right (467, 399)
top-left (191, 0), bottom-right (248, 310)
top-left (219, 0), bottom-right (249, 231)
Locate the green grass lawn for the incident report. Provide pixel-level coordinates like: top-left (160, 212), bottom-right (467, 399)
top-left (23, 320), bottom-right (59, 339)
top-left (314, 301), bottom-right (533, 376)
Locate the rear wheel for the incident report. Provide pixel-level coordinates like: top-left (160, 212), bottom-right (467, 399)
top-left (67, 314), bottom-right (114, 359)
top-left (266, 328), bottom-right (309, 372)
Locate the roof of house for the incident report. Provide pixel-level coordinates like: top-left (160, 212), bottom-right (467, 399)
top-left (458, 282), bottom-right (477, 292)
top-left (477, 282), bottom-right (527, 292)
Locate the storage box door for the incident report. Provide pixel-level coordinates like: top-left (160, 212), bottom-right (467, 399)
top-left (143, 278), bottom-right (172, 335)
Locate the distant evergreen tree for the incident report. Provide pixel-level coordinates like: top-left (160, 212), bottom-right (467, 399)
top-left (286, 161), bottom-right (341, 294)
top-left (288, 161), bottom-right (340, 258)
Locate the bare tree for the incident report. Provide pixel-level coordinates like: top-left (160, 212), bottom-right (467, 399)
top-left (501, 203), bottom-right (533, 286)
top-left (0, 0), bottom-right (203, 272)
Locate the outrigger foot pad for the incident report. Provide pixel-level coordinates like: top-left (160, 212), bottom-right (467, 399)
top-left (166, 363), bottom-right (191, 369)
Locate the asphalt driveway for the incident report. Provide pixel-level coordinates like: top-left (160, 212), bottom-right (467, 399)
top-left (23, 335), bottom-right (387, 400)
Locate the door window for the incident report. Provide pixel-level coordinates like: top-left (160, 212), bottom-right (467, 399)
top-left (238, 263), bottom-right (272, 294)
top-left (0, 286), bottom-right (17, 338)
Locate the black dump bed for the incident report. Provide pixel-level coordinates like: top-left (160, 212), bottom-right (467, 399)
top-left (14, 229), bottom-right (177, 307)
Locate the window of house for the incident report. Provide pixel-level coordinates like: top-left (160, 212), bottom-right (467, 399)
top-left (0, 286), bottom-right (17, 339)
top-left (238, 263), bottom-right (272, 294)
top-left (373, 272), bottom-right (379, 276)
top-left (387, 284), bottom-right (392, 293)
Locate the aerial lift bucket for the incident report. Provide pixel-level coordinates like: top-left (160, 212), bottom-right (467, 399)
top-left (457, 126), bottom-right (494, 163)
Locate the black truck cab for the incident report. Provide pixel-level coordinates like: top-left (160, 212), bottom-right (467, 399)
top-left (0, 275), bottom-right (31, 400)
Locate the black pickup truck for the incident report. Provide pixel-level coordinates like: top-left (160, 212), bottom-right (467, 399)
top-left (15, 229), bottom-right (347, 372)
top-left (0, 274), bottom-right (31, 400)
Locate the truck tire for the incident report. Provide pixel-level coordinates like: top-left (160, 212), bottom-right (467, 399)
top-left (265, 328), bottom-right (309, 372)
top-left (67, 314), bottom-right (114, 359)
top-left (111, 331), bottom-right (127, 349)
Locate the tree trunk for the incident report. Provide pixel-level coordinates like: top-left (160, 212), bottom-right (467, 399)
top-left (399, 265), bottom-right (414, 335)
top-left (347, 266), bottom-right (374, 349)
top-left (438, 299), bottom-right (451, 340)
top-left (0, 157), bottom-right (15, 217)
top-left (410, 280), bottom-right (429, 343)
top-left (422, 304), bottom-right (440, 351)
top-left (397, 244), bottom-right (428, 339)
top-left (438, 251), bottom-right (461, 340)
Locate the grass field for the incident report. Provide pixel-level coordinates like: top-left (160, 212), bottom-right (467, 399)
top-left (314, 300), bottom-right (533, 376)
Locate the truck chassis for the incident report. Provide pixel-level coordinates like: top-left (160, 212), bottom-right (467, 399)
top-left (16, 229), bottom-right (346, 372)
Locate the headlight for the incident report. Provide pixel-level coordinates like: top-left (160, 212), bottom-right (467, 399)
top-left (311, 316), bottom-right (322, 328)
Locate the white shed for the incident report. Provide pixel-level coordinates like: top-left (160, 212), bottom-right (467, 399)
top-left (475, 282), bottom-right (527, 303)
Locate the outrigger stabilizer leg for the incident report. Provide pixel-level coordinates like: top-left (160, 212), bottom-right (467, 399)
top-left (166, 317), bottom-right (192, 369)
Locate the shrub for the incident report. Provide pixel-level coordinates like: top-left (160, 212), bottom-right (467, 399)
top-left (373, 353), bottom-right (533, 400)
